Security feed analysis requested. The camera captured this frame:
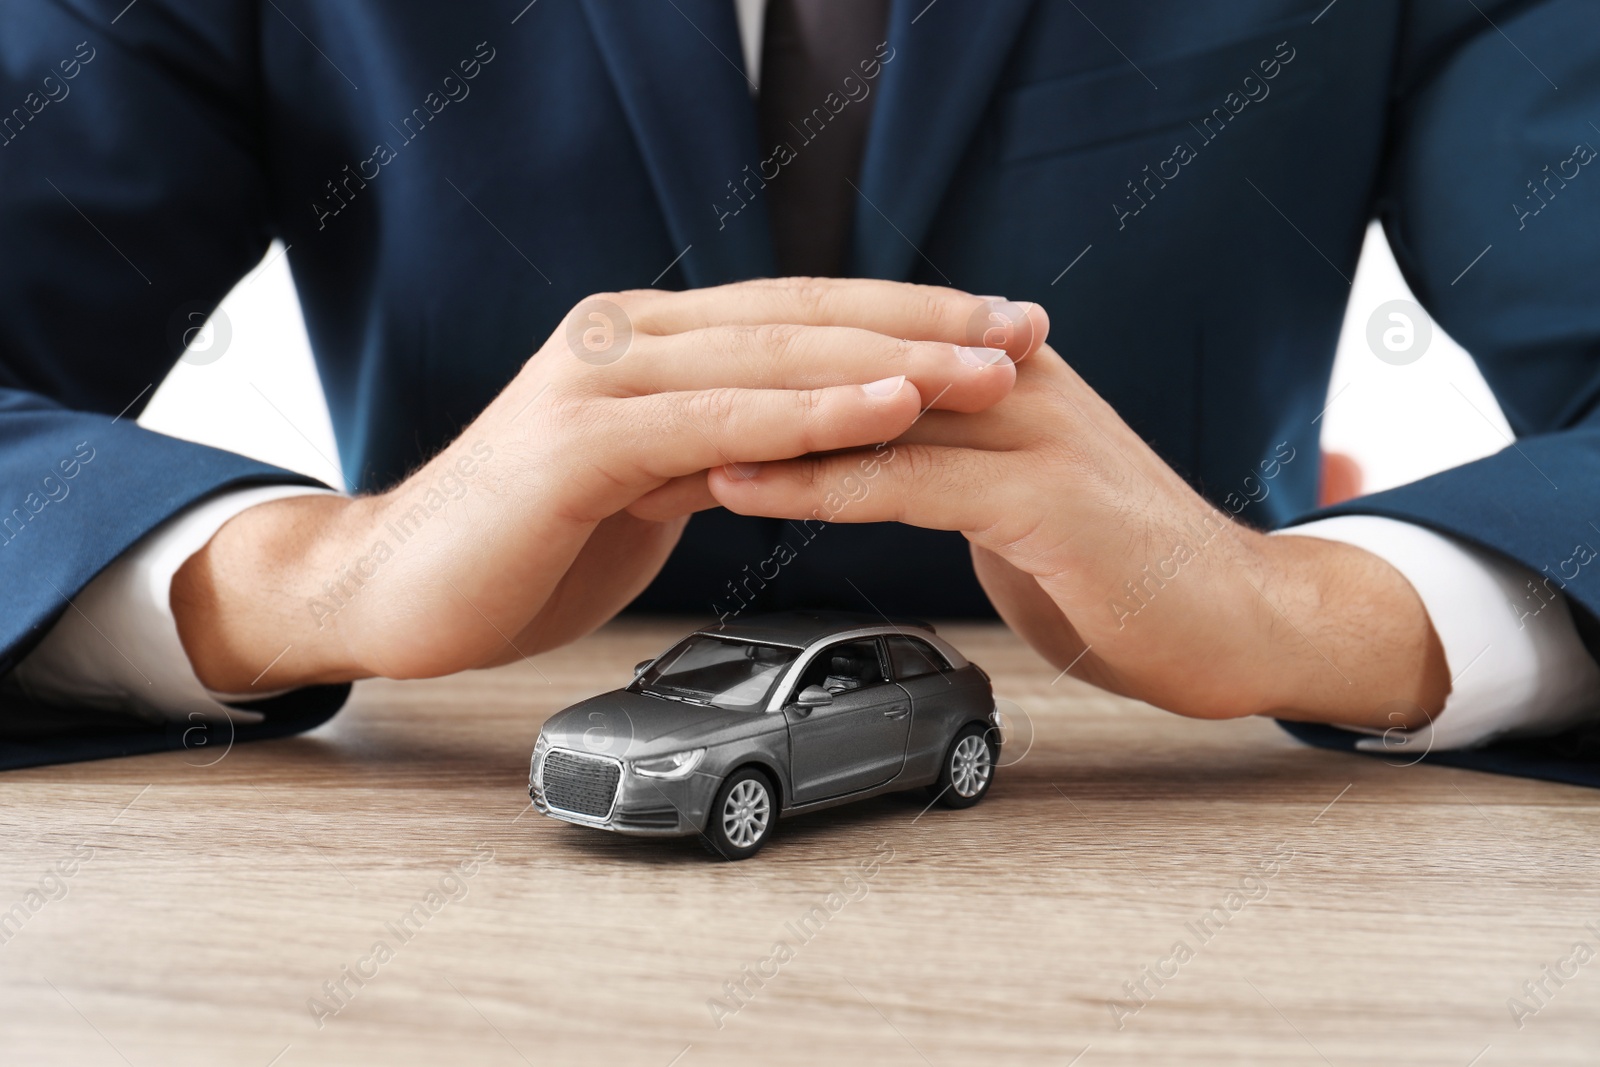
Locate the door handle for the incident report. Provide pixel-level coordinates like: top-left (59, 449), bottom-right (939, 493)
top-left (883, 706), bottom-right (909, 720)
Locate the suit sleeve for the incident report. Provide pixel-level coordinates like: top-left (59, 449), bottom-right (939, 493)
top-left (1293, 0), bottom-right (1600, 648)
top-left (0, 1), bottom-right (341, 761)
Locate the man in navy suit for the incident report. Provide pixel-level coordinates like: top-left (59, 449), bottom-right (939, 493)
top-left (1, 0), bottom-right (1597, 783)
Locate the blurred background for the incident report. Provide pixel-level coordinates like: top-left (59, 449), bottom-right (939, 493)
top-left (140, 223), bottom-right (1514, 508)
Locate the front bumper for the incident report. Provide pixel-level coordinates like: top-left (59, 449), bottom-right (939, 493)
top-left (530, 746), bottom-right (716, 837)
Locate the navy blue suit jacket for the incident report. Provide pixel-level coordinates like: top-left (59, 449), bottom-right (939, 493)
top-left (3, 0), bottom-right (1598, 781)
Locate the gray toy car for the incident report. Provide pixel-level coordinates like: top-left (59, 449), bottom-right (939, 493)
top-left (529, 611), bottom-right (999, 859)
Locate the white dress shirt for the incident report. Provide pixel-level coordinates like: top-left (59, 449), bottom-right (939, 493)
top-left (15, 483), bottom-right (1597, 749)
top-left (14, 0), bottom-right (1598, 752)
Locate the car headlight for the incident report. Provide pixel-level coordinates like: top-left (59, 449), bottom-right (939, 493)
top-left (631, 748), bottom-right (705, 780)
top-left (532, 732), bottom-right (550, 767)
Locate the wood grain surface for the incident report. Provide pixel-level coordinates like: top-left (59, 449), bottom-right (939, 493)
top-left (1, 619), bottom-right (1597, 1066)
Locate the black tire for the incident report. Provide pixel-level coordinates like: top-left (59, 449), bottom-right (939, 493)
top-left (930, 723), bottom-right (997, 809)
top-left (700, 767), bottom-right (777, 861)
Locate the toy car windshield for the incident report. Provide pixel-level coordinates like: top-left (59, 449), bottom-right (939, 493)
top-left (629, 635), bottom-right (799, 711)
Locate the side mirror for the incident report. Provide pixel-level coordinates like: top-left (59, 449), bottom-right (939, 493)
top-left (795, 685), bottom-right (833, 708)
top-left (633, 659), bottom-right (653, 677)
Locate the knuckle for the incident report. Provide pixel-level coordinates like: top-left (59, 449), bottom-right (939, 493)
top-left (913, 286), bottom-right (956, 333)
top-left (680, 386), bottom-right (739, 429)
top-left (787, 278), bottom-right (834, 320)
top-left (979, 504), bottom-right (1052, 560)
top-left (895, 444), bottom-right (938, 486)
top-left (797, 455), bottom-right (830, 494)
top-left (712, 324), bottom-right (757, 364)
top-left (750, 321), bottom-right (805, 362)
top-left (792, 388), bottom-right (831, 453)
top-left (897, 445), bottom-right (962, 498)
top-left (543, 387), bottom-right (594, 429)
top-left (800, 384), bottom-right (829, 422)
top-left (562, 293), bottom-right (634, 368)
top-left (529, 387), bottom-right (605, 454)
top-left (710, 324), bottom-right (767, 377)
top-left (577, 290), bottom-right (629, 313)
top-left (888, 336), bottom-right (921, 371)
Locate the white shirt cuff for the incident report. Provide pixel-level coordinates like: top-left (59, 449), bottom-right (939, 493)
top-left (9, 484), bottom-right (338, 725)
top-left (1274, 515), bottom-right (1600, 752)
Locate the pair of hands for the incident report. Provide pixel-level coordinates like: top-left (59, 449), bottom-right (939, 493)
top-left (173, 278), bottom-right (1446, 729)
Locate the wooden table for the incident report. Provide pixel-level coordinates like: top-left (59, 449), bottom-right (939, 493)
top-left (2, 619), bottom-right (1597, 1066)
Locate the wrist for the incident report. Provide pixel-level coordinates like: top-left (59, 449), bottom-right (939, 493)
top-left (1243, 531), bottom-right (1449, 728)
top-left (171, 493), bottom-right (374, 693)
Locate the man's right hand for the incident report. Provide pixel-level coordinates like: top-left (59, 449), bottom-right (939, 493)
top-left (170, 278), bottom-right (1041, 693)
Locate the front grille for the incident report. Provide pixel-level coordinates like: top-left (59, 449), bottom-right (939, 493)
top-left (540, 749), bottom-right (622, 819)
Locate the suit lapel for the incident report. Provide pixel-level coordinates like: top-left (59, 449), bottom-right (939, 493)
top-left (853, 0), bottom-right (1037, 280)
top-left (578, 0), bottom-right (775, 286)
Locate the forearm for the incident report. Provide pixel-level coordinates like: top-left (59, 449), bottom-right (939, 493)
top-left (171, 493), bottom-right (372, 693)
top-left (1243, 531), bottom-right (1449, 730)
top-left (969, 509), bottom-right (1449, 727)
top-left (1012, 519), bottom-right (1451, 727)
top-left (1279, 515), bottom-right (1600, 750)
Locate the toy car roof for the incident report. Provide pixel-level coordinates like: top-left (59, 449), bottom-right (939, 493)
top-left (697, 610), bottom-right (937, 649)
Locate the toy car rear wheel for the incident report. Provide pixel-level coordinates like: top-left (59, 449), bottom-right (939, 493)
top-left (701, 767), bottom-right (776, 861)
top-left (931, 723), bottom-right (996, 809)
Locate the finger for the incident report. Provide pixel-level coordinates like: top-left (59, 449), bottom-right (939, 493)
top-left (888, 407), bottom-right (1032, 451)
top-left (603, 325), bottom-right (1013, 414)
top-left (627, 473), bottom-right (719, 521)
top-left (970, 544), bottom-right (1091, 670)
top-left (511, 510), bottom-right (689, 658)
top-left (705, 443), bottom-right (1001, 534)
top-left (890, 345), bottom-right (1091, 449)
top-left (605, 375), bottom-right (923, 482)
top-left (617, 278), bottom-right (1050, 360)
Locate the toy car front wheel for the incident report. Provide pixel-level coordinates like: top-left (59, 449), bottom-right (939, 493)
top-left (932, 723), bottom-right (996, 809)
top-left (702, 767), bottom-right (776, 861)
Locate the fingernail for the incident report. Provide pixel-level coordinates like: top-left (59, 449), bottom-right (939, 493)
top-left (956, 344), bottom-right (1011, 368)
top-left (974, 295), bottom-right (1006, 301)
top-left (725, 462), bottom-right (762, 480)
top-left (862, 375), bottom-right (905, 397)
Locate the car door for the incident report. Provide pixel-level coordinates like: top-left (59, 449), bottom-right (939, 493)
top-left (884, 634), bottom-right (970, 766)
top-left (784, 637), bottom-right (911, 803)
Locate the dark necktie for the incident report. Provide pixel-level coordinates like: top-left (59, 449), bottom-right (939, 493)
top-left (757, 0), bottom-right (893, 278)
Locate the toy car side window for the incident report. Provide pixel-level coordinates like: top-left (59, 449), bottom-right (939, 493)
top-left (886, 635), bottom-right (949, 680)
top-left (797, 639), bottom-right (889, 695)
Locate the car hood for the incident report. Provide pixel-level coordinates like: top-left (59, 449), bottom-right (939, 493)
top-left (538, 688), bottom-right (778, 760)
